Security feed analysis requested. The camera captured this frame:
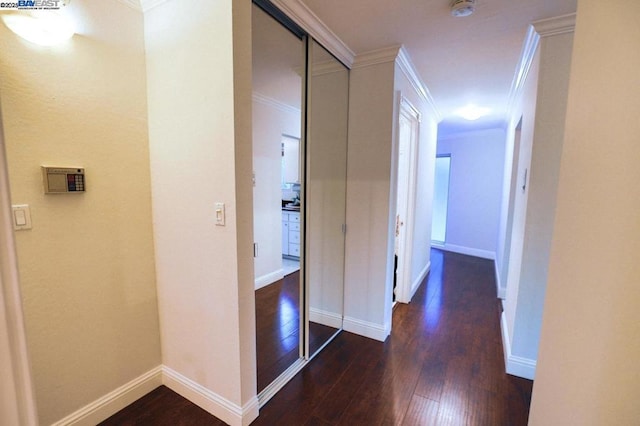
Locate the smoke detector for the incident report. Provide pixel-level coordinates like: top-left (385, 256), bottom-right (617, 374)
top-left (450, 0), bottom-right (476, 17)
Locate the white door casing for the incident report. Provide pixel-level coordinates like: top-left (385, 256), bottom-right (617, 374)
top-left (394, 96), bottom-right (420, 304)
top-left (0, 101), bottom-right (38, 426)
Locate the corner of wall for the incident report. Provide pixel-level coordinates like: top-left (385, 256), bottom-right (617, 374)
top-left (500, 312), bottom-right (536, 380)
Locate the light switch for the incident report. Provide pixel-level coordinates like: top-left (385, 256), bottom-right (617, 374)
top-left (15, 210), bottom-right (26, 226)
top-left (12, 205), bottom-right (32, 231)
top-left (215, 202), bottom-right (225, 226)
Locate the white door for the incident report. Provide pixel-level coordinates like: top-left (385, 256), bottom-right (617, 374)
top-left (394, 97), bottom-right (420, 304)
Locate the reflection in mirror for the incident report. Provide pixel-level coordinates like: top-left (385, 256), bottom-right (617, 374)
top-left (251, 3), bottom-right (304, 393)
top-left (305, 40), bottom-right (349, 357)
top-left (281, 135), bottom-right (300, 186)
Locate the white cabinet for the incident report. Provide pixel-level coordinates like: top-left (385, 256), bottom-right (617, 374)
top-left (282, 211), bottom-right (300, 258)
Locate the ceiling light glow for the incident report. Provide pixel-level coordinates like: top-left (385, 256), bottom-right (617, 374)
top-left (454, 104), bottom-right (491, 121)
top-left (2, 11), bottom-right (74, 46)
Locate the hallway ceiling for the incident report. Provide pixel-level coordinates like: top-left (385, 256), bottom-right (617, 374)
top-left (293, 0), bottom-right (577, 134)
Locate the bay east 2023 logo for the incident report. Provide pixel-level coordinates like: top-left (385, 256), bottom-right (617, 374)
top-left (0, 0), bottom-right (70, 9)
top-left (19, 0), bottom-right (62, 7)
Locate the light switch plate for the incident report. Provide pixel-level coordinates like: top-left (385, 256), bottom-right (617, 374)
top-left (215, 202), bottom-right (225, 226)
top-left (12, 204), bottom-right (32, 231)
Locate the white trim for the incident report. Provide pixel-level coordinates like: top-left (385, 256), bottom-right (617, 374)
top-left (352, 45), bottom-right (400, 69)
top-left (271, 0), bottom-right (355, 67)
top-left (343, 316), bottom-right (390, 342)
top-left (162, 366), bottom-right (259, 426)
top-left (51, 367), bottom-right (163, 426)
top-left (396, 46), bottom-right (442, 121)
top-left (257, 357), bottom-right (306, 407)
top-left (139, 0), bottom-right (169, 12)
top-left (0, 104), bottom-right (38, 426)
top-left (115, 0), bottom-right (142, 11)
top-left (500, 312), bottom-right (536, 380)
top-left (494, 260), bottom-right (506, 299)
top-left (409, 261), bottom-right (430, 301)
top-left (436, 243), bottom-right (496, 260)
top-left (533, 13), bottom-right (577, 37)
top-left (252, 92), bottom-right (301, 116)
top-left (506, 26), bottom-right (540, 117)
top-left (395, 95), bottom-right (421, 304)
top-left (255, 268), bottom-right (284, 290)
top-left (309, 308), bottom-right (342, 329)
top-left (505, 14), bottom-right (575, 120)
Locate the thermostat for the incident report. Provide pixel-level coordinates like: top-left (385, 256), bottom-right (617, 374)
top-left (42, 167), bottom-right (85, 194)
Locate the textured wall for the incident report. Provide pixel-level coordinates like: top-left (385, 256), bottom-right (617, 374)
top-left (0, 1), bottom-right (160, 424)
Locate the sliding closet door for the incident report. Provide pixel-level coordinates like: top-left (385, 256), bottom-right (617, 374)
top-left (251, 3), bottom-right (305, 393)
top-left (305, 40), bottom-right (349, 357)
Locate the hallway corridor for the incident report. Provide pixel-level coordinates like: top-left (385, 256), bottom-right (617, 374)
top-left (101, 249), bottom-right (532, 425)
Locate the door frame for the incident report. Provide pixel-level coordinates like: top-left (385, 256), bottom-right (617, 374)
top-left (0, 103), bottom-right (38, 425)
top-left (394, 95), bottom-right (421, 304)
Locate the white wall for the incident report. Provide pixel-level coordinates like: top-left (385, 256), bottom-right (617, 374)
top-left (343, 59), bottom-right (396, 341)
top-left (0, 103), bottom-right (37, 426)
top-left (394, 61), bottom-right (438, 300)
top-left (436, 128), bottom-right (507, 259)
top-left (503, 51), bottom-right (539, 372)
top-left (501, 26), bottom-right (574, 380)
top-left (530, 1), bottom-right (640, 423)
top-left (0, 1), bottom-right (161, 424)
top-left (252, 96), bottom-right (300, 288)
top-left (145, 0), bottom-right (257, 424)
top-left (343, 48), bottom-right (439, 341)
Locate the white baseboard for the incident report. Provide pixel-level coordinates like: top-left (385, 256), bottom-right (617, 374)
top-left (51, 365), bottom-right (259, 426)
top-left (162, 366), bottom-right (259, 426)
top-left (51, 366), bottom-right (163, 426)
top-left (255, 268), bottom-right (284, 290)
top-left (500, 312), bottom-right (536, 380)
top-left (410, 261), bottom-right (430, 300)
top-left (309, 308), bottom-right (343, 329)
top-left (343, 316), bottom-right (390, 342)
top-left (438, 243), bottom-right (496, 260)
top-left (494, 260), bottom-right (506, 299)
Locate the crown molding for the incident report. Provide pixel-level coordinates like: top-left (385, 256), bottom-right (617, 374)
top-left (507, 13), bottom-right (576, 119)
top-left (252, 92), bottom-right (301, 115)
top-left (533, 13), bottom-right (576, 37)
top-left (140, 0), bottom-right (170, 12)
top-left (352, 45), bottom-right (400, 69)
top-left (271, 0), bottom-right (355, 67)
top-left (312, 59), bottom-right (347, 76)
top-left (506, 25), bottom-right (540, 118)
top-left (115, 0), bottom-right (142, 12)
top-left (396, 46), bottom-right (441, 121)
top-left (114, 0), bottom-right (169, 12)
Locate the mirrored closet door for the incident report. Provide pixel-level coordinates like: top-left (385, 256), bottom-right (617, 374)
top-left (251, 0), bottom-right (349, 399)
top-left (305, 40), bottom-right (349, 357)
top-left (252, 2), bottom-right (305, 394)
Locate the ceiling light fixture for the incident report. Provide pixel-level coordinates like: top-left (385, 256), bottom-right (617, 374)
top-left (450, 0), bottom-right (476, 17)
top-left (2, 11), bottom-right (75, 46)
top-left (454, 104), bottom-right (491, 121)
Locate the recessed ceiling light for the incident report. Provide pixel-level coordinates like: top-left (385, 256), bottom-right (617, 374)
top-left (2, 11), bottom-right (74, 46)
top-left (454, 104), bottom-right (491, 121)
top-left (451, 0), bottom-right (476, 17)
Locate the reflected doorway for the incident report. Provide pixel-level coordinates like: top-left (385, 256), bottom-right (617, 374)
top-left (431, 155), bottom-right (451, 245)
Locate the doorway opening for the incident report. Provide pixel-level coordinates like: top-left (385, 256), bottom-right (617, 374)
top-left (431, 154), bottom-right (451, 245)
top-left (500, 117), bottom-right (523, 293)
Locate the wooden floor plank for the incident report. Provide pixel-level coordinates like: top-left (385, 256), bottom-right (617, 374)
top-left (99, 249), bottom-right (533, 425)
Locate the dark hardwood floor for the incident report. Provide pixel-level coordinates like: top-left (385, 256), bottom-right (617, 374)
top-left (255, 270), bottom-right (301, 392)
top-left (100, 249), bottom-right (533, 425)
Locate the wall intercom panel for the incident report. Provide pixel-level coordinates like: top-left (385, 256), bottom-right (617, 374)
top-left (42, 166), bottom-right (85, 194)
